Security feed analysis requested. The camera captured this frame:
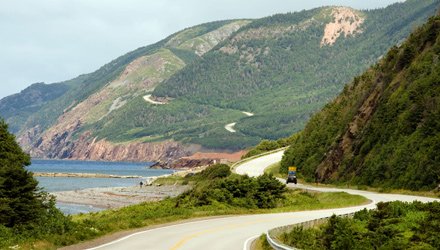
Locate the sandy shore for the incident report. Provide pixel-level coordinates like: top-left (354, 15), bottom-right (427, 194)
top-left (52, 185), bottom-right (190, 209)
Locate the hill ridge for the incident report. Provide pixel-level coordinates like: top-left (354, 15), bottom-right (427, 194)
top-left (0, 0), bottom-right (438, 163)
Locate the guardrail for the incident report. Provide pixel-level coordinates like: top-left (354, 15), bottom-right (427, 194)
top-left (266, 213), bottom-right (355, 250)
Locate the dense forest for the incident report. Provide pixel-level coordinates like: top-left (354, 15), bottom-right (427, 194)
top-left (281, 14), bottom-right (440, 191)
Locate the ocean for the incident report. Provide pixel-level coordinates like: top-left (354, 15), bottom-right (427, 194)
top-left (29, 159), bottom-right (174, 214)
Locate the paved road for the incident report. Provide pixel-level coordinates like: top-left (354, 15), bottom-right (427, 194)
top-left (235, 150), bottom-right (285, 177)
top-left (90, 150), bottom-right (438, 250)
top-left (224, 111), bottom-right (254, 133)
top-left (143, 94), bottom-right (167, 105)
top-left (225, 122), bottom-right (237, 133)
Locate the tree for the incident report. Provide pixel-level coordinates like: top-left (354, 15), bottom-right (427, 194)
top-left (0, 119), bottom-right (44, 227)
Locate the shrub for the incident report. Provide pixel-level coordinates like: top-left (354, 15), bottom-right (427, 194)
top-left (176, 173), bottom-right (286, 209)
top-left (197, 164), bottom-right (232, 179)
top-left (280, 201), bottom-right (440, 249)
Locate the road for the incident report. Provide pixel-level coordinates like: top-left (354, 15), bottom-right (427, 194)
top-left (225, 122), bottom-right (237, 133)
top-left (235, 150), bottom-right (285, 177)
top-left (89, 150), bottom-right (438, 250)
top-left (224, 111), bottom-right (253, 133)
top-left (143, 94), bottom-right (167, 105)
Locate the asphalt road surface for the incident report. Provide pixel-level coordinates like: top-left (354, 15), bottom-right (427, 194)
top-left (89, 150), bottom-right (438, 250)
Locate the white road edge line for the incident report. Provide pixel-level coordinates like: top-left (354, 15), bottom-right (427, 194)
top-left (243, 235), bottom-right (260, 250)
top-left (87, 216), bottom-right (246, 250)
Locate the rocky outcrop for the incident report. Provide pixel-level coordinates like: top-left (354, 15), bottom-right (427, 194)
top-left (152, 158), bottom-right (217, 169)
top-left (28, 127), bottom-right (192, 162)
top-left (70, 136), bottom-right (190, 162)
top-left (315, 77), bottom-right (384, 181)
top-left (167, 20), bottom-right (251, 56)
top-left (321, 7), bottom-right (365, 46)
top-left (17, 125), bottom-right (42, 152)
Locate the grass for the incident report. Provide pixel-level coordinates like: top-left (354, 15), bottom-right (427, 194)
top-left (251, 234), bottom-right (273, 250)
top-left (264, 162), bottom-right (284, 179)
top-left (152, 175), bottom-right (189, 185)
top-left (11, 189), bottom-right (367, 250)
top-left (302, 181), bottom-right (440, 199)
top-left (272, 190), bottom-right (368, 213)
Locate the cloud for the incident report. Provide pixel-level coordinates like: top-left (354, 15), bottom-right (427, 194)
top-left (0, 0), bottom-right (402, 99)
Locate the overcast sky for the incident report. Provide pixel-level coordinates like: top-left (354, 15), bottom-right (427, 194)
top-left (0, 0), bottom-right (403, 99)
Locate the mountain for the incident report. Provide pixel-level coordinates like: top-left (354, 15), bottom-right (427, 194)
top-left (281, 13), bottom-right (440, 191)
top-left (1, 20), bottom-right (250, 161)
top-left (0, 0), bottom-right (439, 162)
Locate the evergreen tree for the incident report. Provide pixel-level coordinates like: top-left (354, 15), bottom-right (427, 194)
top-left (0, 118), bottom-right (43, 227)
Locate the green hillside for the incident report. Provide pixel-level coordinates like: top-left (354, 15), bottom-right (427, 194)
top-left (0, 0), bottom-right (438, 161)
top-left (117, 0), bottom-right (438, 149)
top-left (0, 20), bottom-right (240, 138)
top-left (0, 82), bottom-right (70, 133)
top-left (281, 14), bottom-right (440, 191)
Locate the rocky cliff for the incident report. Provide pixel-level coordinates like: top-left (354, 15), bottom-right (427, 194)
top-left (30, 129), bottom-right (192, 162)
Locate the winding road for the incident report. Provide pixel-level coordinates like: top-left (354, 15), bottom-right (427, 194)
top-left (143, 94), bottom-right (167, 105)
top-left (224, 111), bottom-right (254, 133)
top-left (89, 150), bottom-right (438, 250)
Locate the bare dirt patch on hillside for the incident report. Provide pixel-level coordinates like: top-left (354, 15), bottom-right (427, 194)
top-left (321, 7), bottom-right (365, 46)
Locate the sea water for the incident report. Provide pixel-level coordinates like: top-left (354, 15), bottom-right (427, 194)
top-left (29, 159), bottom-right (174, 214)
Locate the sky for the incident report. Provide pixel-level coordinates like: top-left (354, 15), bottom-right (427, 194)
top-left (0, 0), bottom-right (404, 99)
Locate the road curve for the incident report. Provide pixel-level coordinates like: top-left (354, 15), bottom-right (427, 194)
top-left (143, 94), bottom-right (167, 105)
top-left (89, 150), bottom-right (438, 250)
top-left (225, 122), bottom-right (237, 133)
top-left (235, 150), bottom-right (285, 177)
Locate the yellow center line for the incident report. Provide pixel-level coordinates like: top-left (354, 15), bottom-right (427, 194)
top-left (169, 214), bottom-right (300, 250)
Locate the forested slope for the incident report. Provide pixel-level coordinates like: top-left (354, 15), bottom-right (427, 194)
top-left (281, 14), bottom-right (440, 190)
top-left (149, 0), bottom-right (439, 145)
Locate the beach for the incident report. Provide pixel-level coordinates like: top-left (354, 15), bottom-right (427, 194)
top-left (32, 160), bottom-right (208, 212)
top-left (53, 184), bottom-right (191, 209)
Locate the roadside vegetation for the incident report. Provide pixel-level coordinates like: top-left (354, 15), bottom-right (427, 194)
top-left (278, 201), bottom-right (440, 250)
top-left (242, 135), bottom-right (297, 159)
top-left (0, 119), bottom-right (74, 249)
top-left (253, 234), bottom-right (273, 250)
top-left (1, 156), bottom-right (367, 250)
top-left (264, 162), bottom-right (284, 179)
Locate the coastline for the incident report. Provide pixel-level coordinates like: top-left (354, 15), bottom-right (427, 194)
top-left (34, 172), bottom-right (143, 178)
top-left (52, 185), bottom-right (191, 209)
top-left (50, 167), bottom-right (206, 210)
top-left (43, 166), bottom-right (207, 212)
